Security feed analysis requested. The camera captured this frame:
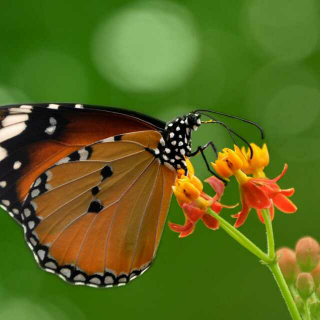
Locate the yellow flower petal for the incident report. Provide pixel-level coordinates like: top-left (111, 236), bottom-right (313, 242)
top-left (190, 175), bottom-right (203, 192)
top-left (173, 187), bottom-right (192, 204)
top-left (182, 181), bottom-right (201, 201)
top-left (227, 149), bottom-right (243, 171)
top-left (212, 160), bottom-right (233, 179)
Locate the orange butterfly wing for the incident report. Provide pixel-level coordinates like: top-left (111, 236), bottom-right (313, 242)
top-left (0, 104), bottom-right (165, 223)
top-left (22, 131), bottom-right (176, 287)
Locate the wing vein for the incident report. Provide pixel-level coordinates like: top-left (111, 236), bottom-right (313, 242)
top-left (103, 158), bottom-right (156, 274)
top-left (128, 162), bottom-right (161, 273)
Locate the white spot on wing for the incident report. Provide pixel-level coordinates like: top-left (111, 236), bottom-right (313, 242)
top-left (0, 147), bottom-right (8, 161)
top-left (46, 170), bottom-right (53, 181)
top-left (28, 221), bottom-right (35, 229)
top-left (48, 104), bottom-right (59, 109)
top-left (34, 178), bottom-right (41, 187)
top-left (30, 238), bottom-right (37, 247)
top-left (9, 108), bottom-right (32, 114)
top-left (45, 261), bottom-right (57, 269)
top-left (2, 200), bottom-right (10, 206)
top-left (38, 249), bottom-right (45, 260)
top-left (45, 125), bottom-right (56, 135)
top-left (49, 117), bottom-right (57, 125)
top-left (13, 161), bottom-right (22, 170)
top-left (0, 122), bottom-right (27, 143)
top-left (56, 157), bottom-right (70, 165)
top-left (20, 105), bottom-right (33, 109)
top-left (79, 149), bottom-right (89, 160)
top-left (90, 277), bottom-right (101, 285)
top-left (31, 189), bottom-right (40, 198)
top-left (75, 104), bottom-right (84, 109)
top-left (2, 114), bottom-right (29, 127)
top-left (0, 181), bottom-right (6, 188)
top-left (24, 208), bottom-right (31, 217)
top-left (74, 274), bottom-right (86, 282)
top-left (60, 268), bottom-right (71, 278)
top-left (104, 276), bottom-right (114, 285)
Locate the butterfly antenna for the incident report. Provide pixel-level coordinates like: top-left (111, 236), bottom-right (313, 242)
top-left (197, 111), bottom-right (254, 158)
top-left (197, 111), bottom-right (237, 147)
top-left (194, 109), bottom-right (264, 139)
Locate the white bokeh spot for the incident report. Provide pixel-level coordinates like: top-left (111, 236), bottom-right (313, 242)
top-left (92, 1), bottom-right (200, 92)
top-left (265, 85), bottom-right (320, 136)
top-left (245, 0), bottom-right (319, 61)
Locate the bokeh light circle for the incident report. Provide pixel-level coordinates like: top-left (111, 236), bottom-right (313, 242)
top-left (92, 1), bottom-right (200, 92)
top-left (265, 85), bottom-right (320, 136)
top-left (0, 299), bottom-right (65, 320)
top-left (245, 0), bottom-right (319, 61)
top-left (0, 86), bottom-right (29, 105)
top-left (246, 63), bottom-right (320, 162)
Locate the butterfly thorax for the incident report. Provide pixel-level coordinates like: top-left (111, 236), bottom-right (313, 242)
top-left (157, 113), bottom-right (201, 171)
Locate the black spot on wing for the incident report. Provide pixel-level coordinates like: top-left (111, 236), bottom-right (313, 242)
top-left (101, 165), bottom-right (113, 181)
top-left (88, 199), bottom-right (103, 214)
top-left (114, 135), bottom-right (123, 141)
top-left (91, 186), bottom-right (100, 196)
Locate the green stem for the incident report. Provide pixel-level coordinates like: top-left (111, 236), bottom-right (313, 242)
top-left (303, 300), bottom-right (311, 320)
top-left (262, 208), bottom-right (302, 320)
top-left (207, 208), bottom-right (271, 263)
top-left (207, 207), bottom-right (302, 320)
top-left (269, 263), bottom-right (302, 320)
top-left (261, 209), bottom-right (275, 259)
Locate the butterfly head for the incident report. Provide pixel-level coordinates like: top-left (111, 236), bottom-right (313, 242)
top-left (157, 112), bottom-right (201, 171)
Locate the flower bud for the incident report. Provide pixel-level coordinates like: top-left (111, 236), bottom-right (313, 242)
top-left (312, 264), bottom-right (320, 288)
top-left (309, 301), bottom-right (320, 319)
top-left (296, 272), bottom-right (315, 300)
top-left (277, 247), bottom-right (299, 284)
top-left (295, 237), bottom-right (320, 272)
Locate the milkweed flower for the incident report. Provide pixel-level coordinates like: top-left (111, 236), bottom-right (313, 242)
top-left (212, 144), bottom-right (297, 228)
top-left (169, 159), bottom-right (233, 237)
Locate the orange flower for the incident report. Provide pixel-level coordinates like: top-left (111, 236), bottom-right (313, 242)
top-left (169, 159), bottom-right (228, 237)
top-left (212, 145), bottom-right (297, 228)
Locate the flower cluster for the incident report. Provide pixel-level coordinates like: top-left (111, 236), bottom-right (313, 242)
top-left (168, 159), bottom-right (231, 237)
top-left (277, 237), bottom-right (320, 318)
top-left (170, 143), bottom-right (297, 237)
top-left (212, 143), bottom-right (297, 227)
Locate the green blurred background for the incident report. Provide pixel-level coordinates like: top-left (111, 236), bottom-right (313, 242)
top-left (0, 0), bottom-right (319, 319)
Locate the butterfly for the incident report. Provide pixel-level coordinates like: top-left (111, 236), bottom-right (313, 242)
top-left (0, 103), bottom-right (263, 288)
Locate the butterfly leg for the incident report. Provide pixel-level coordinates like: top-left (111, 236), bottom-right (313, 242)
top-left (189, 142), bottom-right (227, 185)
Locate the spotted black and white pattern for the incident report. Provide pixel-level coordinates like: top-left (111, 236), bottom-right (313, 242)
top-left (156, 113), bottom-right (201, 171)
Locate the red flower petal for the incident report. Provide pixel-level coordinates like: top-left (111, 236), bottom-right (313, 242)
top-left (211, 201), bottom-right (222, 213)
top-left (182, 203), bottom-right (205, 223)
top-left (272, 164), bottom-right (288, 183)
top-left (242, 180), bottom-right (272, 209)
top-left (201, 213), bottom-right (220, 230)
top-left (233, 195), bottom-right (251, 228)
top-left (269, 201), bottom-right (275, 220)
top-left (168, 220), bottom-right (194, 233)
top-left (273, 193), bottom-right (297, 213)
top-left (256, 209), bottom-right (264, 223)
top-left (179, 225), bottom-right (196, 238)
top-left (280, 188), bottom-right (295, 197)
top-left (256, 204), bottom-right (275, 224)
top-left (205, 176), bottom-right (225, 200)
